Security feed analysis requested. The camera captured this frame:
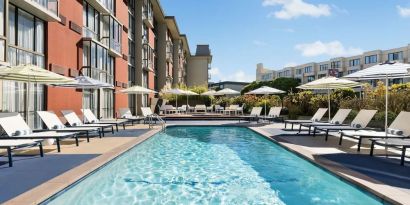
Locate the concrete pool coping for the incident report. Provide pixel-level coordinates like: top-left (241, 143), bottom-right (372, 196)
top-left (4, 128), bottom-right (162, 205)
top-left (4, 123), bottom-right (408, 204)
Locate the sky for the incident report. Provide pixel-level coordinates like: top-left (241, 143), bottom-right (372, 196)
top-left (160, 0), bottom-right (410, 83)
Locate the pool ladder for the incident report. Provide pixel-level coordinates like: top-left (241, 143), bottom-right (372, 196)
top-left (147, 114), bottom-right (166, 131)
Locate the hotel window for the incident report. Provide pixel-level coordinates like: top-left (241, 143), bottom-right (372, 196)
top-left (0, 0), bottom-right (5, 62)
top-left (101, 89), bottom-right (114, 119)
top-left (101, 14), bottom-right (121, 54)
top-left (307, 76), bottom-right (315, 82)
top-left (296, 69), bottom-right (302, 75)
top-left (388, 51), bottom-right (403, 61)
top-left (365, 55), bottom-right (377, 64)
top-left (331, 61), bottom-right (341, 69)
top-left (3, 5), bottom-right (46, 129)
top-left (83, 2), bottom-right (100, 40)
top-left (82, 40), bottom-right (114, 85)
top-left (319, 64), bottom-right (328, 71)
top-left (318, 74), bottom-right (326, 79)
top-left (304, 66), bottom-right (312, 73)
top-left (348, 69), bottom-right (358, 74)
top-left (349, 59), bottom-right (360, 67)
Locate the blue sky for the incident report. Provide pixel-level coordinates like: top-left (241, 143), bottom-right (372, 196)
top-left (160, 0), bottom-right (410, 83)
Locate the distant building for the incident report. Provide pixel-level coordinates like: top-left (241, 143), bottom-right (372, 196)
top-left (186, 45), bottom-right (213, 87)
top-left (209, 81), bottom-right (250, 92)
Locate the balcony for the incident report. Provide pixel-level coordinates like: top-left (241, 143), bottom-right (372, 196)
top-left (10, 0), bottom-right (60, 22)
top-left (143, 43), bottom-right (155, 72)
top-left (143, 10), bottom-right (154, 28)
top-left (101, 15), bottom-right (122, 57)
top-left (166, 41), bottom-right (173, 62)
top-left (84, 0), bottom-right (114, 14)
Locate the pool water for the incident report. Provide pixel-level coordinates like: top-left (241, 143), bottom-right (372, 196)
top-left (45, 126), bottom-right (384, 205)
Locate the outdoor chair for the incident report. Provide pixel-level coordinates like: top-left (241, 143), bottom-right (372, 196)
top-left (298, 109), bottom-right (352, 134)
top-left (340, 111), bottom-right (410, 154)
top-left (141, 107), bottom-right (165, 124)
top-left (215, 105), bottom-right (224, 114)
top-left (236, 104), bottom-right (245, 115)
top-left (261, 107), bottom-right (284, 123)
top-left (0, 139), bottom-right (43, 167)
top-left (38, 111), bottom-right (101, 141)
top-left (118, 108), bottom-right (145, 125)
top-left (223, 105), bottom-right (239, 115)
top-left (0, 112), bottom-right (78, 153)
top-left (312, 109), bottom-right (378, 142)
top-left (284, 108), bottom-right (328, 130)
top-left (195, 105), bottom-right (207, 113)
top-left (61, 110), bottom-right (114, 137)
top-left (81, 109), bottom-right (129, 132)
top-left (178, 105), bottom-right (188, 114)
top-left (239, 107), bottom-right (263, 123)
top-left (206, 105), bottom-right (213, 113)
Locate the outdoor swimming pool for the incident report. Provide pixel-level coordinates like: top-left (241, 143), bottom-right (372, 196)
top-left (44, 126), bottom-right (384, 204)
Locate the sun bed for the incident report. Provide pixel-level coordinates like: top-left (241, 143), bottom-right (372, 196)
top-left (261, 107), bottom-right (283, 123)
top-left (61, 110), bottom-right (114, 137)
top-left (195, 105), bottom-right (207, 113)
top-left (81, 109), bottom-right (129, 132)
top-left (370, 138), bottom-right (410, 166)
top-left (118, 108), bottom-right (145, 125)
top-left (1, 139), bottom-right (43, 167)
top-left (298, 109), bottom-right (352, 134)
top-left (161, 105), bottom-right (179, 114)
top-left (239, 107), bottom-right (263, 123)
top-left (341, 111), bottom-right (410, 152)
top-left (141, 107), bottom-right (165, 124)
top-left (0, 113), bottom-right (78, 152)
top-left (312, 109), bottom-right (378, 141)
top-left (284, 108), bottom-right (328, 130)
top-left (38, 111), bottom-right (101, 142)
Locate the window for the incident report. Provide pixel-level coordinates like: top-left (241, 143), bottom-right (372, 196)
top-left (304, 66), bottom-right (312, 73)
top-left (296, 69), bottom-right (302, 75)
top-left (101, 89), bottom-right (114, 119)
top-left (83, 2), bottom-right (100, 40)
top-left (101, 15), bottom-right (122, 53)
top-left (307, 76), bottom-right (315, 82)
top-left (82, 40), bottom-right (114, 85)
top-left (318, 74), bottom-right (326, 79)
top-left (331, 61), bottom-right (341, 69)
top-left (388, 51), bottom-right (403, 61)
top-left (3, 5), bottom-right (46, 129)
top-left (349, 59), bottom-right (360, 67)
top-left (365, 55), bottom-right (377, 64)
top-left (348, 69), bottom-right (359, 74)
top-left (284, 70), bottom-right (290, 76)
top-left (319, 64), bottom-right (328, 71)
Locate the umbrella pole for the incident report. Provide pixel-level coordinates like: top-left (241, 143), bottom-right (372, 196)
top-left (328, 89), bottom-right (331, 122)
top-left (26, 81), bottom-right (30, 127)
top-left (385, 74), bottom-right (389, 137)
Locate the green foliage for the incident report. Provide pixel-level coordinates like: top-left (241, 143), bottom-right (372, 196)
top-left (241, 78), bottom-right (300, 95)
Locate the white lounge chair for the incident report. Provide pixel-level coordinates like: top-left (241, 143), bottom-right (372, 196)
top-left (81, 109), bottom-right (129, 132)
top-left (261, 107), bottom-right (284, 123)
top-left (61, 110), bottom-right (114, 137)
top-left (223, 105), bottom-right (239, 115)
top-left (195, 105), bottom-right (207, 113)
top-left (1, 139), bottom-right (43, 167)
top-left (141, 107), bottom-right (164, 124)
top-left (239, 107), bottom-right (263, 123)
top-left (340, 111), bottom-right (410, 153)
top-left (284, 108), bottom-right (328, 130)
top-left (215, 105), bottom-right (224, 114)
top-left (312, 109), bottom-right (378, 141)
top-left (38, 111), bottom-right (101, 141)
top-left (119, 108), bottom-right (144, 125)
top-left (298, 109), bottom-right (352, 134)
top-left (0, 113), bottom-right (78, 153)
top-left (236, 104), bottom-right (245, 115)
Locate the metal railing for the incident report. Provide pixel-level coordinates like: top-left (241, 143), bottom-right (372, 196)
top-left (31, 0), bottom-right (58, 16)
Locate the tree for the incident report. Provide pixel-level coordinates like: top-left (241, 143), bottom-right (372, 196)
top-left (241, 78), bottom-right (300, 95)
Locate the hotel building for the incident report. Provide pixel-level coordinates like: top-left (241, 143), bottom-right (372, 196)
top-left (256, 44), bottom-right (410, 84)
top-left (0, 0), bottom-right (212, 128)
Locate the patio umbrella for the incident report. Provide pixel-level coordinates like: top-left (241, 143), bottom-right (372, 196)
top-left (214, 88), bottom-right (240, 96)
top-left (344, 62), bottom-right (410, 136)
top-left (119, 85), bottom-right (157, 114)
top-left (163, 88), bottom-right (187, 109)
top-left (184, 90), bottom-right (198, 108)
top-left (297, 77), bottom-right (361, 122)
top-left (246, 86), bottom-right (285, 117)
top-left (0, 64), bottom-right (75, 126)
top-left (53, 75), bottom-right (113, 121)
top-left (201, 90), bottom-right (216, 106)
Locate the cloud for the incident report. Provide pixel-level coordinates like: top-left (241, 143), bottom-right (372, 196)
top-left (263, 0), bottom-right (331, 20)
top-left (295, 41), bottom-right (363, 57)
top-left (397, 5), bottom-right (410, 17)
top-left (210, 67), bottom-right (254, 82)
top-left (209, 67), bottom-right (220, 76)
top-left (253, 40), bottom-right (268, 47)
top-left (284, 62), bottom-right (298, 67)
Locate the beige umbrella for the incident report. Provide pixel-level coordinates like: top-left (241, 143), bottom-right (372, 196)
top-left (119, 86), bottom-right (157, 114)
top-left (0, 64), bottom-right (75, 126)
top-left (246, 86), bottom-right (285, 117)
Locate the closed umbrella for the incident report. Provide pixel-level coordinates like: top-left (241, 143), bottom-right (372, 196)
top-left (297, 77), bottom-right (361, 122)
top-left (0, 64), bottom-right (75, 126)
top-left (344, 62), bottom-right (410, 136)
top-left (119, 85), bottom-right (157, 114)
top-left (246, 86), bottom-right (285, 117)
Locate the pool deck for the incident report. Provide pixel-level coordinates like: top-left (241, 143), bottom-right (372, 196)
top-left (1, 121), bottom-right (409, 204)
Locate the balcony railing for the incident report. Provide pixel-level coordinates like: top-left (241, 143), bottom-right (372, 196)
top-left (32, 0), bottom-right (58, 16)
top-left (83, 27), bottom-right (99, 41)
top-left (10, 0), bottom-right (60, 21)
top-left (82, 66), bottom-right (114, 85)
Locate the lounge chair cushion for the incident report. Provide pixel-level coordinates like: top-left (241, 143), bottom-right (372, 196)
top-left (14, 130), bottom-right (31, 136)
top-left (387, 128), bottom-right (404, 136)
top-left (331, 121), bottom-right (340, 125)
top-left (52, 125), bottom-right (65, 130)
top-left (351, 123), bottom-right (362, 128)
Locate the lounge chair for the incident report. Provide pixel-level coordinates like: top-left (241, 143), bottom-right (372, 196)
top-left (61, 110), bottom-right (114, 137)
top-left (236, 104), bottom-right (245, 115)
top-left (38, 111), bottom-right (101, 142)
top-left (81, 109), bottom-right (129, 132)
top-left (223, 105), bottom-right (239, 115)
top-left (370, 139), bottom-right (410, 166)
top-left (161, 105), bottom-right (178, 114)
top-left (215, 105), bottom-right (224, 114)
top-left (141, 107), bottom-right (165, 124)
top-left (178, 105), bottom-right (187, 114)
top-left (298, 109), bottom-right (352, 134)
top-left (1, 139), bottom-right (43, 167)
top-left (118, 108), bottom-right (144, 125)
top-left (206, 105), bottom-right (213, 113)
top-left (284, 108), bottom-right (328, 130)
top-left (239, 107), bottom-right (263, 123)
top-left (195, 105), bottom-right (207, 113)
top-left (261, 107), bottom-right (284, 123)
top-left (312, 109), bottom-right (378, 141)
top-left (340, 111), bottom-right (410, 152)
top-left (0, 113), bottom-right (78, 152)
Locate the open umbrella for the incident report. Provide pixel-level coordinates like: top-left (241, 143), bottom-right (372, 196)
top-left (344, 62), bottom-right (410, 136)
top-left (297, 77), bottom-right (361, 122)
top-left (0, 64), bottom-right (75, 126)
top-left (119, 85), bottom-right (157, 114)
top-left (184, 90), bottom-right (198, 109)
top-left (214, 88), bottom-right (240, 96)
top-left (201, 90), bottom-right (216, 107)
top-left (163, 88), bottom-right (187, 110)
top-left (246, 86), bottom-right (285, 117)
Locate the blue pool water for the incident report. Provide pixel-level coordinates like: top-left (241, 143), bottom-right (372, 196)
top-left (45, 126), bottom-right (384, 205)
